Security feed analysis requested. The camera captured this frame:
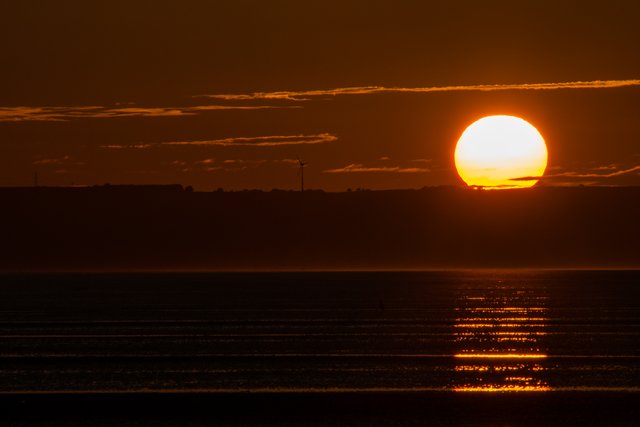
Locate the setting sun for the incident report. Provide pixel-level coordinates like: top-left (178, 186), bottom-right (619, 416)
top-left (455, 115), bottom-right (548, 189)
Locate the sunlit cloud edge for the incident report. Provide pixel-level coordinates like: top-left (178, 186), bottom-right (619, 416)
top-left (101, 133), bottom-right (338, 149)
top-left (323, 163), bottom-right (429, 174)
top-left (199, 79), bottom-right (640, 101)
top-left (0, 105), bottom-right (300, 122)
top-left (512, 164), bottom-right (640, 182)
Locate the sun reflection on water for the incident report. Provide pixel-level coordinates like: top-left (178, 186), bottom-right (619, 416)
top-left (453, 283), bottom-right (549, 392)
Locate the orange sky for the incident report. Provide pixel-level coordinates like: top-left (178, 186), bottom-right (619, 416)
top-left (1, 1), bottom-right (639, 191)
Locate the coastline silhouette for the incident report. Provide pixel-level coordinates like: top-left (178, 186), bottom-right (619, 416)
top-left (2, 185), bottom-right (637, 271)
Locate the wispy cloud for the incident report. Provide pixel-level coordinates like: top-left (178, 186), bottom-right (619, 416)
top-left (32, 155), bottom-right (86, 176)
top-left (101, 133), bottom-right (337, 149)
top-left (101, 143), bottom-right (155, 150)
top-left (33, 156), bottom-right (69, 166)
top-left (410, 158), bottom-right (433, 164)
top-left (0, 105), bottom-right (298, 122)
top-left (276, 158), bottom-right (302, 165)
top-left (222, 159), bottom-right (268, 165)
top-left (170, 157), bottom-right (275, 173)
top-left (195, 158), bottom-right (216, 165)
top-left (571, 165), bottom-right (640, 178)
top-left (323, 163), bottom-right (429, 174)
top-left (512, 164), bottom-right (640, 182)
top-left (163, 134), bottom-right (336, 147)
top-left (199, 80), bottom-right (640, 101)
top-left (32, 155), bottom-right (85, 167)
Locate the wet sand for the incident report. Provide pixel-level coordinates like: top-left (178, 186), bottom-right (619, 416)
top-left (0, 271), bottom-right (638, 425)
top-left (1, 391), bottom-right (639, 426)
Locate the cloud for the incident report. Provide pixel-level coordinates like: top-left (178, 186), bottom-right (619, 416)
top-left (186, 105), bottom-right (300, 112)
top-left (323, 163), bottom-right (429, 174)
top-left (33, 156), bottom-right (70, 165)
top-left (276, 158), bottom-right (302, 165)
top-left (177, 158), bottom-right (271, 173)
top-left (102, 143), bottom-right (155, 149)
top-left (170, 160), bottom-right (188, 167)
top-left (195, 158), bottom-right (215, 165)
top-left (199, 80), bottom-right (640, 101)
top-left (32, 155), bottom-right (85, 167)
top-left (162, 134), bottom-right (337, 147)
top-left (591, 164), bottom-right (622, 172)
top-left (222, 159), bottom-right (267, 165)
top-left (512, 164), bottom-right (640, 182)
top-left (410, 158), bottom-right (433, 164)
top-left (220, 159), bottom-right (269, 172)
top-left (0, 105), bottom-right (298, 122)
top-left (102, 133), bottom-right (337, 149)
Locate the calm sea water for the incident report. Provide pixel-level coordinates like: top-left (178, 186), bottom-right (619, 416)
top-left (0, 271), bottom-right (638, 393)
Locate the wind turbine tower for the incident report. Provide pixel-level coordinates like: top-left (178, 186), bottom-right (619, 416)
top-left (297, 157), bottom-right (307, 192)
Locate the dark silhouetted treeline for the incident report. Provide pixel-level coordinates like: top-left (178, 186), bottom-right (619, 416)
top-left (1, 185), bottom-right (638, 270)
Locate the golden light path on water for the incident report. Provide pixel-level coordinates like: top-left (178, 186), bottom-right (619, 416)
top-left (454, 386), bottom-right (552, 392)
top-left (452, 284), bottom-right (550, 392)
top-left (455, 354), bottom-right (547, 359)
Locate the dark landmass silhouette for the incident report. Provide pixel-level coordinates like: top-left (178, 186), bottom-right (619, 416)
top-left (1, 185), bottom-right (638, 271)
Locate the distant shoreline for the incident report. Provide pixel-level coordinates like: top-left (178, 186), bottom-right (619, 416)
top-left (2, 186), bottom-right (638, 271)
top-left (2, 183), bottom-right (640, 193)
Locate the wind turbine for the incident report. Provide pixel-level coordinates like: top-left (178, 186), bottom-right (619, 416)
top-left (297, 156), bottom-right (307, 192)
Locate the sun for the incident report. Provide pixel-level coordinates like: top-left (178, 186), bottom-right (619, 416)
top-left (454, 115), bottom-right (548, 189)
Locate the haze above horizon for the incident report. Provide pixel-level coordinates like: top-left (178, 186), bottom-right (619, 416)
top-left (1, 1), bottom-right (639, 191)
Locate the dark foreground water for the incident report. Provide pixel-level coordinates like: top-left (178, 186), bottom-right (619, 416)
top-left (0, 271), bottom-right (638, 425)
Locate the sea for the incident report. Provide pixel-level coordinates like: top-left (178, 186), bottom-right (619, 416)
top-left (0, 270), bottom-right (638, 425)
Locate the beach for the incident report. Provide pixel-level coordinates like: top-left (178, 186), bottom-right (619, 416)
top-left (0, 271), bottom-right (638, 424)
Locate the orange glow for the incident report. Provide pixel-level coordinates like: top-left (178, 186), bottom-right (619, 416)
top-left (455, 353), bottom-right (547, 359)
top-left (455, 331), bottom-right (546, 336)
top-left (452, 283), bottom-right (550, 393)
top-left (453, 323), bottom-right (546, 328)
top-left (455, 317), bottom-right (546, 321)
top-left (455, 115), bottom-right (548, 188)
top-left (454, 385), bottom-right (551, 392)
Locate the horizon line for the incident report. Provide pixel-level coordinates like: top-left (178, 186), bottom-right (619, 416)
top-left (2, 183), bottom-right (639, 192)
